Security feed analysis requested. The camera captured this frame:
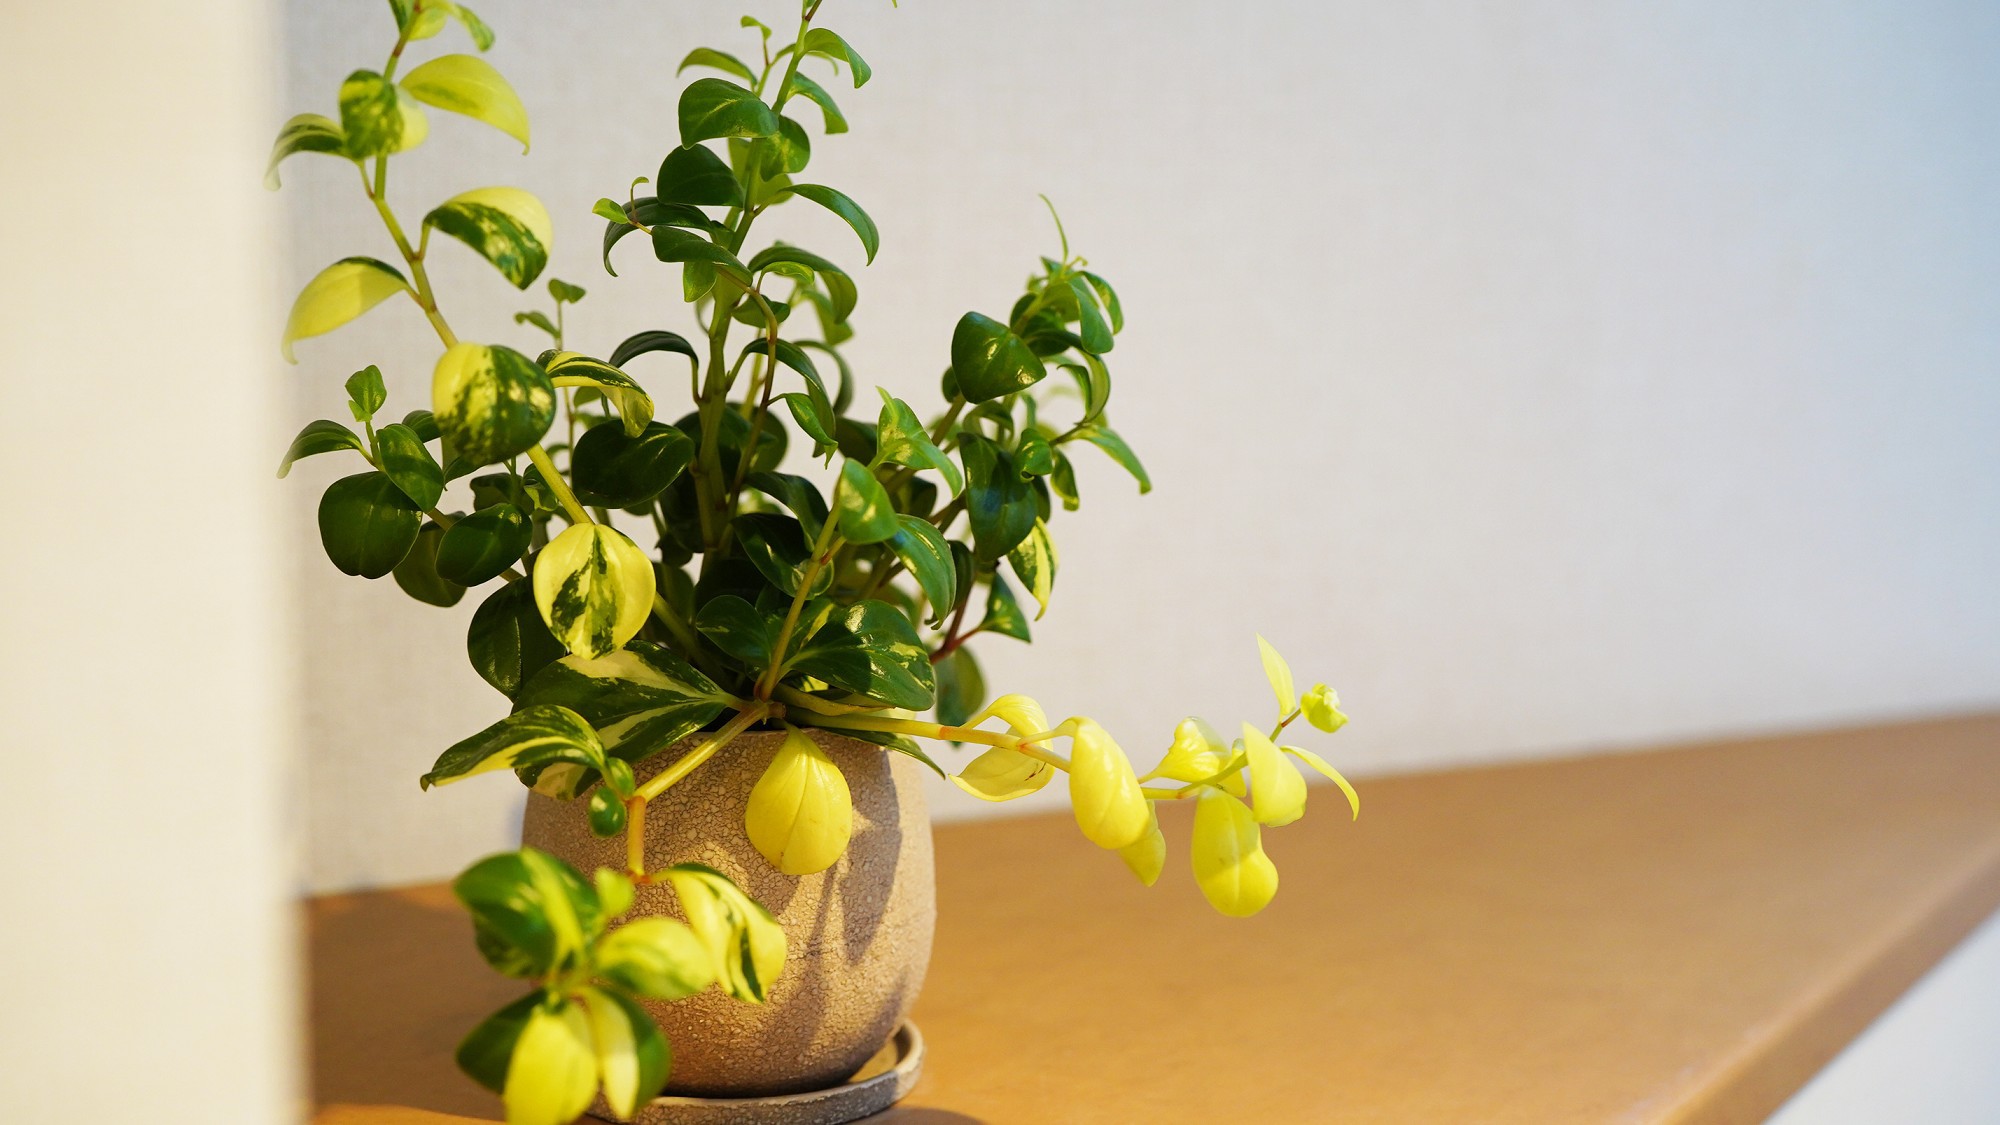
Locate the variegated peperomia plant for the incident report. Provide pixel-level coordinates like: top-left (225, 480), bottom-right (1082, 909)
top-left (271, 2), bottom-right (1357, 1122)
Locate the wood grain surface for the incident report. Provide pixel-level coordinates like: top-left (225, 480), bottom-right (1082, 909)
top-left (310, 714), bottom-right (2000, 1124)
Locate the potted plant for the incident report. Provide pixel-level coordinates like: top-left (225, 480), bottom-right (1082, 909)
top-left (270, 2), bottom-right (1359, 1122)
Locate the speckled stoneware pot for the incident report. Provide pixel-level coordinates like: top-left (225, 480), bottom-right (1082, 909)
top-left (520, 729), bottom-right (935, 1100)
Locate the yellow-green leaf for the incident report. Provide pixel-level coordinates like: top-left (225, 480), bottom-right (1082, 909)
top-left (596, 917), bottom-right (714, 1001)
top-left (965, 693), bottom-right (1050, 738)
top-left (1191, 788), bottom-right (1279, 917)
top-left (431, 342), bottom-right (555, 466)
top-left (1117, 803), bottom-right (1166, 886)
top-left (339, 69), bottom-right (428, 157)
top-left (1284, 744), bottom-right (1361, 821)
top-left (1301, 683), bottom-right (1348, 733)
top-left (1143, 717), bottom-right (1245, 797)
top-left (576, 986), bottom-right (669, 1120)
top-left (1067, 718), bottom-right (1149, 850)
top-left (950, 746), bottom-right (1054, 802)
top-left (1006, 519), bottom-right (1057, 621)
top-left (400, 53), bottom-right (530, 151)
top-left (533, 524), bottom-right (654, 660)
top-left (282, 257), bottom-right (411, 363)
top-left (1242, 722), bottom-right (1307, 827)
top-left (662, 864), bottom-right (786, 1003)
top-left (502, 1001), bottom-right (597, 1125)
top-left (264, 112), bottom-right (350, 190)
top-left (424, 186), bottom-right (551, 289)
top-left (745, 726), bottom-right (854, 875)
top-left (1256, 634), bottom-right (1297, 717)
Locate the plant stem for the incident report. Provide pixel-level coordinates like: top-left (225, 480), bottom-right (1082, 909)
top-left (810, 712), bottom-right (1072, 770)
top-left (632, 703), bottom-right (770, 803)
top-left (930, 592), bottom-right (977, 663)
top-left (526, 445), bottom-right (593, 526)
top-left (756, 512), bottom-right (844, 699)
top-left (624, 795), bottom-right (648, 876)
top-left (649, 592), bottom-right (701, 652)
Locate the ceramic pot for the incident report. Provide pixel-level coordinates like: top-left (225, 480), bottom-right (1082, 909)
top-left (520, 729), bottom-right (935, 1098)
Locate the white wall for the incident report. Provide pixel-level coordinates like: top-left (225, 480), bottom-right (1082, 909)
top-left (279, 0), bottom-right (2000, 893)
top-left (0, 3), bottom-right (298, 1123)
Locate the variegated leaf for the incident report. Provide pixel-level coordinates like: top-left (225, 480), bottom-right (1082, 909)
top-left (1006, 518), bottom-right (1057, 621)
top-left (282, 257), bottom-right (410, 363)
top-left (338, 69), bottom-right (427, 157)
top-left (421, 704), bottom-right (607, 789)
top-left (400, 53), bottom-right (529, 151)
top-left (540, 351), bottom-right (654, 435)
top-left (533, 524), bottom-right (654, 660)
top-left (513, 641), bottom-right (731, 766)
top-left (596, 917), bottom-right (714, 1001)
top-left (431, 342), bottom-right (554, 466)
top-left (264, 113), bottom-right (350, 189)
top-left (424, 186), bottom-right (551, 289)
top-left (502, 1001), bottom-right (597, 1125)
top-left (786, 600), bottom-right (935, 710)
top-left (662, 864), bottom-right (786, 1003)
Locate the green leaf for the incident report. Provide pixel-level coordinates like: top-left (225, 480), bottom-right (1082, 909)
top-left (1067, 276), bottom-right (1114, 353)
top-left (514, 641), bottom-right (732, 766)
top-left (339, 69), bottom-right (427, 158)
top-left (431, 343), bottom-right (555, 467)
top-left (534, 524), bottom-right (656, 660)
top-left (591, 197), bottom-right (628, 224)
top-left (738, 336), bottom-right (824, 395)
top-left (693, 595), bottom-right (780, 669)
top-left (746, 472), bottom-right (829, 540)
top-left (652, 225), bottom-right (751, 287)
top-left (777, 184), bottom-right (878, 264)
top-left (935, 647), bottom-right (986, 727)
top-left (597, 917), bottom-right (714, 1001)
top-left (1082, 270), bottom-right (1123, 333)
top-left (424, 187), bottom-right (552, 289)
top-left (570, 421), bottom-right (691, 508)
top-left (874, 391), bottom-right (963, 495)
top-left (446, 2), bottom-right (495, 50)
top-left (282, 257), bottom-right (410, 363)
top-left (1062, 354), bottom-right (1112, 425)
top-left (677, 46), bottom-right (755, 84)
top-left (399, 53), bottom-right (530, 151)
top-left (610, 329), bottom-right (700, 370)
top-left (1049, 449), bottom-right (1080, 511)
top-left (783, 72), bottom-right (847, 134)
top-left (760, 115), bottom-right (812, 177)
top-left (376, 422), bottom-right (444, 509)
top-left (578, 985), bottom-right (672, 1120)
top-left (277, 419), bottom-right (366, 477)
top-left (402, 409), bottom-right (441, 442)
top-left (888, 516), bottom-right (956, 624)
top-left (515, 309), bottom-right (557, 339)
top-left (469, 577), bottom-right (567, 698)
top-left (734, 513), bottom-right (831, 599)
top-left (1007, 519), bottom-right (1057, 621)
top-left (456, 991), bottom-right (540, 1095)
top-left (1015, 430), bottom-right (1055, 478)
top-left (958, 434), bottom-right (1037, 562)
top-left (661, 864), bottom-right (786, 1003)
top-left (394, 521), bottom-right (467, 607)
top-left (788, 600), bottom-right (936, 710)
top-left (437, 503), bottom-right (530, 585)
top-left (800, 27), bottom-right (872, 87)
top-left (779, 387), bottom-right (837, 453)
top-left (542, 351), bottom-right (654, 434)
top-left (748, 244), bottom-right (856, 323)
top-left (655, 143), bottom-right (743, 208)
top-left (1073, 422), bottom-right (1151, 493)
top-left (318, 471), bottom-right (421, 578)
top-left (950, 312), bottom-right (1047, 403)
top-left (677, 77), bottom-right (779, 147)
top-left (547, 278), bottom-right (585, 304)
top-left (423, 704), bottom-right (607, 789)
top-left (834, 459), bottom-right (897, 544)
top-left (264, 112), bottom-right (350, 190)
top-left (983, 573), bottom-right (1032, 641)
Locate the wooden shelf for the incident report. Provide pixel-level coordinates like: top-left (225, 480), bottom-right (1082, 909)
top-left (309, 714), bottom-right (2000, 1124)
